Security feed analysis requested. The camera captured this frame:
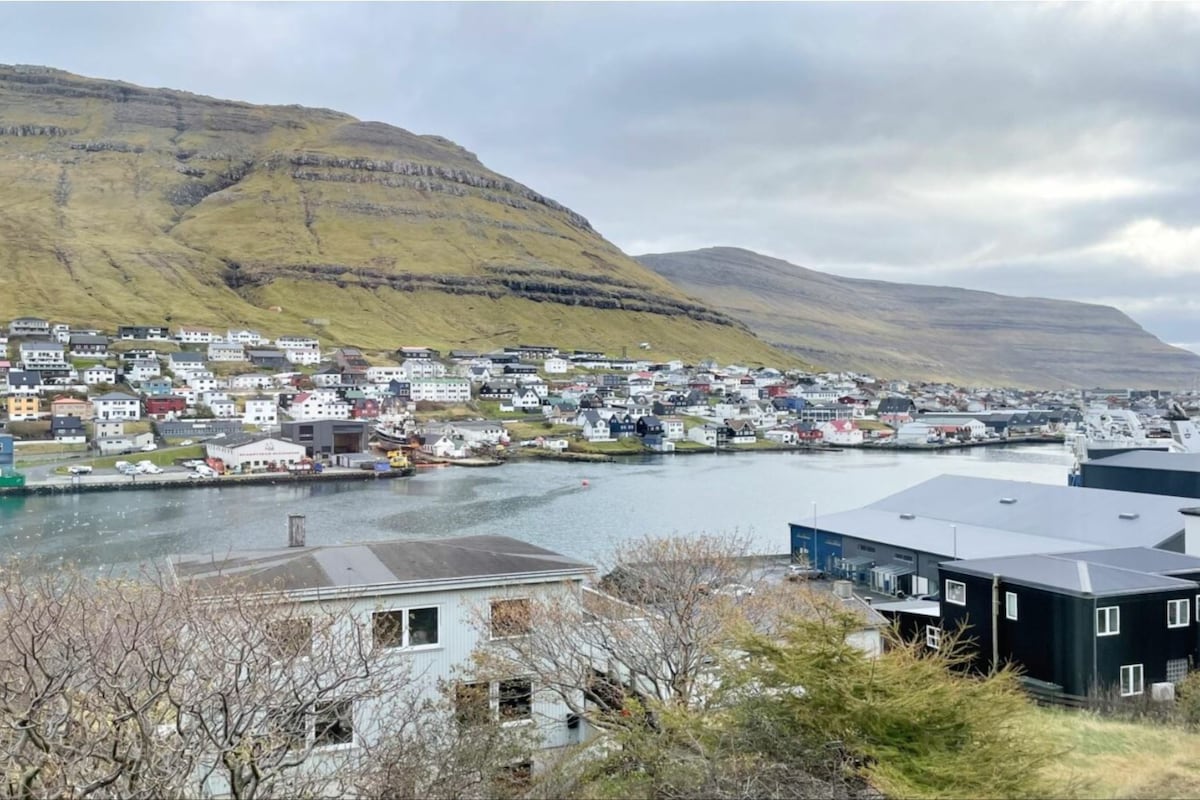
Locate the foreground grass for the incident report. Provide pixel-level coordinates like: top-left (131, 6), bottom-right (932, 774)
top-left (57, 445), bottom-right (206, 473)
top-left (1038, 709), bottom-right (1200, 799)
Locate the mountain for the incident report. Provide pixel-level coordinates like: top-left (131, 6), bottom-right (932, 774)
top-left (0, 66), bottom-right (788, 366)
top-left (637, 247), bottom-right (1200, 388)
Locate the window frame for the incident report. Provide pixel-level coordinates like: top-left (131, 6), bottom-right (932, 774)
top-left (490, 597), bottom-right (533, 640)
top-left (313, 699), bottom-right (355, 749)
top-left (1168, 598), bottom-right (1190, 629)
top-left (455, 678), bottom-right (535, 726)
top-left (1005, 591), bottom-right (1018, 621)
top-left (1119, 664), bottom-right (1144, 697)
top-left (371, 605), bottom-right (441, 650)
top-left (925, 625), bottom-right (941, 650)
top-left (1096, 606), bottom-right (1120, 637)
top-left (944, 579), bottom-right (967, 606)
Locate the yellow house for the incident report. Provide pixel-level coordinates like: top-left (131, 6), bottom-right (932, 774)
top-left (6, 395), bottom-right (40, 421)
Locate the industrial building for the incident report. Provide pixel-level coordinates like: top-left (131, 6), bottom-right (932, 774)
top-left (280, 419), bottom-right (369, 458)
top-left (1080, 451), bottom-right (1200, 500)
top-left (789, 476), bottom-right (1199, 597)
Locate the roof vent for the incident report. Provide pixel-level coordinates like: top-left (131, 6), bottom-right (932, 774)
top-left (899, 513), bottom-right (916, 520)
top-left (999, 497), bottom-right (1018, 505)
top-left (1118, 512), bottom-right (1140, 521)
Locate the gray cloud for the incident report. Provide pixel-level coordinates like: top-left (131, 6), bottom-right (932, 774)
top-left (3, 3), bottom-right (1200, 349)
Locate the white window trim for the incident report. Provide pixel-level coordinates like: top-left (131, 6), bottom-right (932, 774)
top-left (372, 605), bottom-right (442, 651)
top-left (945, 579), bottom-right (966, 606)
top-left (925, 625), bottom-right (941, 650)
top-left (489, 597), bottom-right (532, 641)
top-left (1119, 664), bottom-right (1144, 697)
top-left (1005, 591), bottom-right (1018, 621)
top-left (1168, 598), bottom-right (1190, 629)
top-left (1097, 606), bottom-right (1120, 637)
top-left (1196, 594), bottom-right (1200, 623)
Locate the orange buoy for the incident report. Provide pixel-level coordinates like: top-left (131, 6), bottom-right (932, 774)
top-left (581, 479), bottom-right (589, 487)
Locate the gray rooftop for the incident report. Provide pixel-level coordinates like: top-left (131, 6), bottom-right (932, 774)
top-left (797, 475), bottom-right (1195, 559)
top-left (172, 534), bottom-right (594, 596)
top-left (1086, 451), bottom-right (1200, 473)
top-left (1049, 547), bottom-right (1200, 576)
top-left (942, 552), bottom-right (1198, 598)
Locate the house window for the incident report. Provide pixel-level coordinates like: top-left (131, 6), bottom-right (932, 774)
top-left (1119, 664), bottom-right (1144, 697)
top-left (264, 618), bottom-right (313, 661)
top-left (1005, 591), bottom-right (1018, 621)
top-left (456, 679), bottom-right (533, 724)
top-left (925, 625), bottom-right (941, 650)
top-left (1168, 598), bottom-right (1190, 629)
top-left (372, 607), bottom-right (439, 649)
top-left (313, 699), bottom-right (354, 747)
top-left (1097, 606), bottom-right (1120, 637)
top-left (858, 544), bottom-right (876, 554)
top-left (1167, 658), bottom-right (1189, 685)
top-left (498, 679), bottom-right (533, 721)
top-left (490, 598), bottom-right (532, 639)
top-left (945, 580), bottom-right (966, 606)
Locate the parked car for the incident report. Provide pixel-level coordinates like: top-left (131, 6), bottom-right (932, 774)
top-left (114, 460), bottom-right (131, 471)
top-left (140, 443), bottom-right (158, 452)
top-left (787, 564), bottom-right (826, 581)
top-left (67, 465), bottom-right (93, 475)
top-left (136, 461), bottom-right (163, 475)
top-left (178, 439), bottom-right (195, 446)
top-left (713, 583), bottom-right (756, 599)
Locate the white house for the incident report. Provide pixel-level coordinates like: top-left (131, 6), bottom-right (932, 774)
top-left (226, 329), bottom-right (266, 347)
top-left (205, 434), bottom-right (307, 471)
top-left (765, 428), bottom-right (798, 445)
top-left (452, 421), bottom-right (507, 446)
top-left (896, 421), bottom-right (939, 445)
top-left (229, 373), bottom-right (276, 391)
top-left (277, 336), bottom-right (322, 366)
top-left (512, 387), bottom-right (544, 411)
top-left (365, 366), bottom-right (404, 384)
top-left (207, 341), bottom-right (246, 362)
top-left (92, 391), bottom-right (142, 421)
top-left (543, 357), bottom-right (570, 375)
top-left (578, 410), bottom-right (613, 442)
top-left (175, 327), bottom-right (217, 344)
top-left (288, 391), bottom-right (352, 421)
top-left (124, 359), bottom-right (161, 383)
top-left (82, 366), bottom-right (117, 386)
top-left (819, 419), bottom-right (863, 446)
top-left (243, 396), bottom-right (279, 427)
top-left (19, 341), bottom-right (67, 370)
top-left (169, 533), bottom-right (597, 791)
top-left (688, 424), bottom-right (719, 447)
top-left (661, 417), bottom-right (686, 441)
top-left (187, 373), bottom-right (223, 393)
top-left (401, 359), bottom-right (447, 380)
top-left (409, 378), bottom-right (471, 404)
top-left (209, 399), bottom-right (237, 419)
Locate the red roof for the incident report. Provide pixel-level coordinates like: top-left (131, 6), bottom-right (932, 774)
top-left (825, 419), bottom-right (856, 432)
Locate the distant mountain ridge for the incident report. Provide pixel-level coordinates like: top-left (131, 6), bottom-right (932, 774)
top-left (637, 247), bottom-right (1200, 388)
top-left (0, 65), bottom-right (788, 365)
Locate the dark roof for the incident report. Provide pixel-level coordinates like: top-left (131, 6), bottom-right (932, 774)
top-left (93, 391), bottom-right (139, 401)
top-left (942, 552), bottom-right (1198, 598)
top-left (877, 397), bottom-right (915, 413)
top-left (170, 351), bottom-right (204, 362)
top-left (1087, 451), bottom-right (1200, 473)
top-left (68, 334), bottom-right (108, 346)
top-left (172, 534), bottom-right (594, 595)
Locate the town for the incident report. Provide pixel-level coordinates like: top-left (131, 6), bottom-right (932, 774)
top-left (6, 314), bottom-right (1194, 492)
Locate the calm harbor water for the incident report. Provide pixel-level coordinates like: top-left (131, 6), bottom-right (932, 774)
top-left (0, 445), bottom-right (1073, 569)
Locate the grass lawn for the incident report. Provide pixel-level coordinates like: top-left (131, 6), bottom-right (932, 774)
top-left (12, 441), bottom-right (87, 456)
top-left (504, 420), bottom-right (578, 441)
top-left (1037, 709), bottom-right (1200, 799)
top-left (727, 438), bottom-right (788, 450)
top-left (58, 444), bottom-right (206, 473)
top-left (673, 440), bottom-right (714, 452)
top-left (570, 438), bottom-right (646, 455)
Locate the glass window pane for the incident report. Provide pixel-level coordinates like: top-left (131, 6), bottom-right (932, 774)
top-left (408, 607), bottom-right (439, 646)
top-left (373, 610), bottom-right (405, 648)
top-left (499, 679), bottom-right (532, 720)
top-left (314, 700), bottom-right (353, 747)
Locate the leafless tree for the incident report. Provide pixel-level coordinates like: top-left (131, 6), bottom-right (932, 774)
top-left (470, 533), bottom-right (760, 732)
top-left (0, 562), bottom-right (519, 800)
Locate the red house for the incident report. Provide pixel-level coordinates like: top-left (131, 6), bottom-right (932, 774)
top-left (351, 398), bottom-right (381, 419)
top-left (143, 395), bottom-right (187, 420)
top-left (793, 422), bottom-right (824, 442)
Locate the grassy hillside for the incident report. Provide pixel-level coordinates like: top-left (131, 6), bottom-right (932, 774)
top-left (639, 247), bottom-right (1200, 388)
top-left (0, 65), bottom-right (795, 366)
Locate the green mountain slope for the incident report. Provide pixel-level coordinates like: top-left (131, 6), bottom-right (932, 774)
top-left (0, 65), bottom-right (789, 365)
top-left (638, 247), bottom-right (1200, 388)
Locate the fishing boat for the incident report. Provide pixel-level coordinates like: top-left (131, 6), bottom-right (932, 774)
top-left (1067, 401), bottom-right (1200, 484)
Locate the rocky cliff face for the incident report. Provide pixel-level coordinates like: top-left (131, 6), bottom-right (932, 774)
top-left (638, 247), bottom-right (1200, 388)
top-left (0, 65), bottom-right (784, 363)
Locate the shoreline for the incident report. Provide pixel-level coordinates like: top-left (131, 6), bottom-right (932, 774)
top-left (2, 466), bottom-right (416, 497)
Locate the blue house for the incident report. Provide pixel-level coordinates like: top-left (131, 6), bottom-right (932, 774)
top-left (141, 377), bottom-right (174, 397)
top-left (0, 433), bottom-right (13, 471)
top-left (609, 414), bottom-right (637, 438)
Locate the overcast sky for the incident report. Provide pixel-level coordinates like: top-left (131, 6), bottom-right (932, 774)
top-left (4, 2), bottom-right (1200, 349)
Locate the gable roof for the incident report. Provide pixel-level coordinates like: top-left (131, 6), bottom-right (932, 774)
top-left (93, 391), bottom-right (138, 401)
top-left (171, 534), bottom-right (594, 596)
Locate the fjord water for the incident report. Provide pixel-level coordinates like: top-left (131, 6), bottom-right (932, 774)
top-left (0, 446), bottom-right (1072, 569)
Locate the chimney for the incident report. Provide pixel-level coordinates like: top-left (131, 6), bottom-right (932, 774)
top-left (288, 514), bottom-right (306, 548)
